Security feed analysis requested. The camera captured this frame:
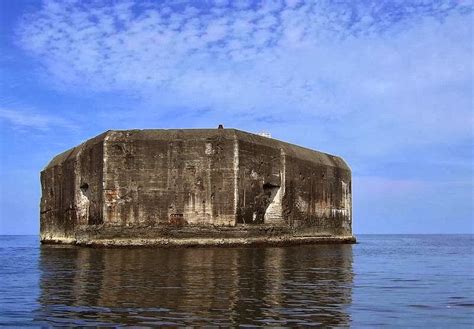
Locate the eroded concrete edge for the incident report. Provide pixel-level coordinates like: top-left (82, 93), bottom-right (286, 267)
top-left (41, 235), bottom-right (357, 248)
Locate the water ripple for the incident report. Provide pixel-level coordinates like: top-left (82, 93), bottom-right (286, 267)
top-left (0, 235), bottom-right (473, 327)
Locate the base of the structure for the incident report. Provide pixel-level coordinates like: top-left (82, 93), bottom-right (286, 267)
top-left (41, 235), bottom-right (356, 248)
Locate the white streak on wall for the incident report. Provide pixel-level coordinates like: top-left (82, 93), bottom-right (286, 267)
top-left (341, 180), bottom-right (352, 233)
top-left (102, 132), bottom-right (110, 223)
top-left (205, 142), bottom-right (213, 155)
top-left (264, 183), bottom-right (283, 222)
top-left (281, 149), bottom-right (286, 196)
top-left (77, 188), bottom-right (90, 224)
top-left (331, 208), bottom-right (348, 216)
top-left (342, 181), bottom-right (348, 210)
top-left (264, 149), bottom-right (286, 223)
top-left (74, 146), bottom-right (89, 225)
top-left (233, 137), bottom-right (239, 226)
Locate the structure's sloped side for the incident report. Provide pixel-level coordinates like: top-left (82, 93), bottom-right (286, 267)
top-left (102, 130), bottom-right (237, 232)
top-left (40, 133), bottom-right (106, 242)
top-left (283, 154), bottom-right (351, 236)
top-left (233, 130), bottom-right (352, 236)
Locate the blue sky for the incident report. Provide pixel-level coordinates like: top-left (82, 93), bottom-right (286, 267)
top-left (0, 0), bottom-right (472, 234)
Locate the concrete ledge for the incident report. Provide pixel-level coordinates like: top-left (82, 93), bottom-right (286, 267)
top-left (41, 235), bottom-right (356, 248)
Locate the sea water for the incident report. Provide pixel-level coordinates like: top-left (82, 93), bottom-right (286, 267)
top-left (0, 235), bottom-right (472, 327)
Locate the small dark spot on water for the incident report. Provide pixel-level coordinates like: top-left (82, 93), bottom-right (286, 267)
top-left (409, 304), bottom-right (436, 309)
top-left (380, 285), bottom-right (414, 289)
top-left (448, 303), bottom-right (474, 308)
top-left (390, 279), bottom-right (420, 282)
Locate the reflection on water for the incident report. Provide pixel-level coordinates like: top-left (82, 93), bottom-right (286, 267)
top-left (1, 236), bottom-right (472, 326)
top-left (36, 245), bottom-right (353, 326)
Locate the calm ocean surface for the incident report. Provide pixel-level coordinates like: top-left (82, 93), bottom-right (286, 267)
top-left (0, 235), bottom-right (472, 327)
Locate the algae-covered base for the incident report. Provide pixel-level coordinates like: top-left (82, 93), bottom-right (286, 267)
top-left (41, 235), bottom-right (356, 248)
top-left (40, 224), bottom-right (355, 247)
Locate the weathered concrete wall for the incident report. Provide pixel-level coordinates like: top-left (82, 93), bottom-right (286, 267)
top-left (40, 128), bottom-right (354, 246)
top-left (40, 133), bottom-right (105, 241)
top-left (102, 130), bottom-right (236, 228)
top-left (233, 131), bottom-right (352, 236)
top-left (283, 155), bottom-right (352, 236)
top-left (235, 135), bottom-right (284, 225)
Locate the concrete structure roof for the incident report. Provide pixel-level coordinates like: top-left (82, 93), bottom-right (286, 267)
top-left (44, 129), bottom-right (350, 171)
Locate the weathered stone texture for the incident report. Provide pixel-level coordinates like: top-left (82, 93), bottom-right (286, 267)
top-left (40, 129), bottom-right (354, 246)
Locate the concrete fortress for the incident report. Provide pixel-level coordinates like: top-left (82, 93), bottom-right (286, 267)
top-left (40, 129), bottom-right (355, 246)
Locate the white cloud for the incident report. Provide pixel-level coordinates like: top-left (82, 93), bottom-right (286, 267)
top-left (0, 108), bottom-right (77, 131)
top-left (14, 0), bottom-right (473, 155)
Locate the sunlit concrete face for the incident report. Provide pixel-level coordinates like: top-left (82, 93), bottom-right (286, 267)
top-left (40, 128), bottom-right (354, 246)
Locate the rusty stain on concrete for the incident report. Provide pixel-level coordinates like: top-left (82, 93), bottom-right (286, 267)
top-left (40, 128), bottom-right (355, 246)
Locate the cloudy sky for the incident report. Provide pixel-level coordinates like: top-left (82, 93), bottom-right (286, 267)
top-left (0, 0), bottom-right (472, 234)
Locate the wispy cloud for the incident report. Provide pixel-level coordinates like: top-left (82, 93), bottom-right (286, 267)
top-left (14, 0), bottom-right (473, 153)
top-left (0, 107), bottom-right (77, 131)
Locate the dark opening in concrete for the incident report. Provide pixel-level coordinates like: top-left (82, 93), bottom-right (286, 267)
top-left (263, 182), bottom-right (279, 194)
top-left (80, 183), bottom-right (89, 193)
